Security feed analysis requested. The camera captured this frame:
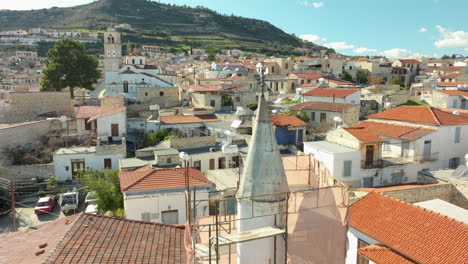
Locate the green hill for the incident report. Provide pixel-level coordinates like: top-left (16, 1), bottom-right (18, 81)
top-left (0, 0), bottom-right (330, 55)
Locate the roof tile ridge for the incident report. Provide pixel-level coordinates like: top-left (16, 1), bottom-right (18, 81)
top-left (122, 169), bottom-right (155, 191)
top-left (83, 213), bottom-right (185, 228)
top-left (428, 106), bottom-right (442, 125)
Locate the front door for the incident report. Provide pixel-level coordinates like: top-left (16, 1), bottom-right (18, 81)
top-left (71, 160), bottom-right (85, 177)
top-left (365, 145), bottom-right (374, 166)
top-left (111, 124), bottom-right (119, 137)
top-left (423, 140), bottom-right (431, 160)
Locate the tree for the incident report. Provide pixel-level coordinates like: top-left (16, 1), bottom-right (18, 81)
top-left (142, 129), bottom-right (170, 148)
top-left (389, 76), bottom-right (405, 87)
top-left (356, 69), bottom-right (369, 84)
top-left (341, 71), bottom-right (354, 82)
top-left (368, 75), bottom-right (384, 85)
top-left (79, 169), bottom-right (123, 217)
top-left (41, 39), bottom-right (100, 99)
top-left (284, 110), bottom-right (310, 123)
top-left (220, 91), bottom-right (233, 107)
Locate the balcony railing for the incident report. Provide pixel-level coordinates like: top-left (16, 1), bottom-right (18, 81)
top-left (361, 159), bottom-right (383, 169)
top-left (414, 152), bottom-right (439, 163)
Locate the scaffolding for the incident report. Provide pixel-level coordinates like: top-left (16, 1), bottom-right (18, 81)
top-left (185, 155), bottom-right (350, 264)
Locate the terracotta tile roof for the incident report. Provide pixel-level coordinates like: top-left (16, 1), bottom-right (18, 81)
top-left (198, 76), bottom-right (242, 81)
top-left (225, 84), bottom-right (247, 91)
top-left (270, 114), bottom-right (307, 127)
top-left (303, 88), bottom-right (359, 97)
top-left (436, 89), bottom-right (468, 96)
top-left (296, 83), bottom-right (320, 88)
top-left (159, 115), bottom-right (219, 124)
top-left (325, 77), bottom-right (355, 85)
top-left (436, 82), bottom-right (468, 87)
top-left (424, 66), bottom-right (464, 72)
top-left (351, 192), bottom-right (468, 264)
top-left (46, 213), bottom-right (185, 264)
top-left (293, 56), bottom-right (309, 61)
top-left (292, 73), bottom-right (323, 80)
top-left (439, 72), bottom-right (464, 78)
top-left (180, 85), bottom-right (221, 92)
top-left (119, 167), bottom-right (211, 192)
top-left (75, 106), bottom-right (125, 121)
top-left (428, 59), bottom-right (450, 63)
top-left (355, 183), bottom-right (443, 192)
top-left (289, 101), bottom-right (356, 112)
top-left (368, 106), bottom-right (468, 125)
top-left (398, 59), bottom-right (420, 64)
top-left (441, 108), bottom-right (468, 118)
top-left (344, 127), bottom-right (386, 143)
top-left (358, 245), bottom-right (415, 264)
top-left (349, 121), bottom-right (435, 141)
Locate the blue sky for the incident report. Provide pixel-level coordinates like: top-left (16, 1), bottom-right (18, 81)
top-left (2, 0), bottom-right (468, 57)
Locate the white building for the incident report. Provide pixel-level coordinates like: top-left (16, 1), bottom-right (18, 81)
top-left (75, 106), bottom-right (127, 142)
top-left (305, 106), bottom-right (468, 187)
top-left (119, 166), bottom-right (212, 224)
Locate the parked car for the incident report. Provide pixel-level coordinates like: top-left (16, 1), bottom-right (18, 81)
top-left (85, 191), bottom-right (97, 206)
top-left (85, 204), bottom-right (99, 214)
top-left (59, 188), bottom-right (79, 213)
top-left (34, 196), bottom-right (57, 215)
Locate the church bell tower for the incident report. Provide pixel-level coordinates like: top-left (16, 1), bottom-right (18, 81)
top-left (103, 28), bottom-right (122, 73)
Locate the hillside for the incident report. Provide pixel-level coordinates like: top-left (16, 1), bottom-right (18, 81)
top-left (0, 0), bottom-right (329, 55)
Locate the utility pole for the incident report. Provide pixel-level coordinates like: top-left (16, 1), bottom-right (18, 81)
top-left (10, 180), bottom-right (16, 232)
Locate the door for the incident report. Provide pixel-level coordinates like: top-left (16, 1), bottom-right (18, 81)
top-left (401, 142), bottom-right (409, 158)
top-left (209, 159), bottom-right (215, 170)
top-left (362, 177), bottom-right (374, 188)
top-left (365, 145), bottom-right (374, 166)
top-left (71, 160), bottom-right (85, 177)
top-left (320, 113), bottom-right (327, 122)
top-left (161, 210), bottom-right (178, 224)
top-left (423, 140), bottom-right (431, 160)
top-left (111, 124), bottom-right (119, 137)
top-left (104, 158), bottom-right (112, 169)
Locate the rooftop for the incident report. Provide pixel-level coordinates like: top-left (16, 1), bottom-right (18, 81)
top-left (303, 88), bottom-right (359, 97)
top-left (180, 85), bottom-right (221, 92)
top-left (292, 73), bottom-right (322, 80)
top-left (424, 66), bottom-right (464, 72)
top-left (398, 59), bottom-right (420, 64)
top-left (46, 213), bottom-right (185, 264)
top-left (303, 141), bottom-right (358, 154)
top-left (415, 199), bottom-right (468, 224)
top-left (55, 146), bottom-right (96, 155)
top-left (436, 82), bottom-right (468, 87)
top-left (270, 114), bottom-right (307, 127)
top-left (75, 106), bottom-right (125, 121)
top-left (347, 121), bottom-right (435, 141)
top-left (119, 167), bottom-right (211, 192)
top-left (289, 101), bottom-right (356, 112)
top-left (368, 105), bottom-right (468, 126)
top-left (344, 127), bottom-right (386, 143)
top-left (159, 115), bottom-right (219, 124)
top-left (439, 72), bottom-right (464, 78)
top-left (351, 192), bottom-right (468, 264)
top-left (358, 245), bottom-right (414, 264)
top-left (355, 183), bottom-right (443, 192)
top-left (436, 89), bottom-right (468, 96)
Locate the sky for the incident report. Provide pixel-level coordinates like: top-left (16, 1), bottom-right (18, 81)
top-left (2, 0), bottom-right (468, 58)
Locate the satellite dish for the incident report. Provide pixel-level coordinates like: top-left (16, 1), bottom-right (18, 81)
top-left (256, 62), bottom-right (263, 68)
top-left (149, 104), bottom-right (160, 111)
top-left (188, 88), bottom-right (195, 93)
top-left (319, 78), bottom-right (326, 83)
top-left (279, 91), bottom-right (286, 95)
top-left (224, 130), bottom-right (233, 136)
top-left (453, 111), bottom-right (460, 116)
top-left (272, 109), bottom-right (279, 114)
top-left (333, 116), bottom-right (343, 123)
top-left (179, 152), bottom-right (190, 161)
top-left (59, 115), bottom-right (68, 122)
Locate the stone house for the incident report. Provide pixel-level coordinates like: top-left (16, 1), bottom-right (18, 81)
top-left (75, 106), bottom-right (127, 143)
top-left (432, 89), bottom-right (468, 109)
top-left (289, 101), bottom-right (359, 128)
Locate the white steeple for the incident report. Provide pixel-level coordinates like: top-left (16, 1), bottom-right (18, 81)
top-left (236, 70), bottom-right (289, 264)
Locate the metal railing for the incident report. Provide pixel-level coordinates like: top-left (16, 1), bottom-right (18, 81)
top-left (361, 159), bottom-right (383, 169)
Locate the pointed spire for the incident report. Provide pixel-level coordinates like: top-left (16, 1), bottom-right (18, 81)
top-left (237, 69), bottom-right (289, 201)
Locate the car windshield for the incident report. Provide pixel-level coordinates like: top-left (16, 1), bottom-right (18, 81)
top-left (61, 195), bottom-right (76, 206)
top-left (37, 201), bottom-right (49, 207)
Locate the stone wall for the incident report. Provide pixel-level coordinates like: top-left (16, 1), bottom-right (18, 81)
top-left (169, 136), bottom-right (216, 149)
top-left (0, 92), bottom-right (72, 123)
top-left (0, 120), bottom-right (52, 157)
top-left (101, 93), bottom-right (125, 106)
top-left (0, 164), bottom-right (54, 180)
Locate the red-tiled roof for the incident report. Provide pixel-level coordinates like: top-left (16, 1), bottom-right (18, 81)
top-left (439, 72), bottom-right (464, 78)
top-left (358, 245), bottom-right (414, 264)
top-left (75, 106), bottom-right (125, 121)
top-left (355, 183), bottom-right (442, 192)
top-left (293, 56), bottom-right (309, 61)
top-left (225, 84), bottom-right (247, 91)
top-left (270, 114), bottom-right (307, 127)
top-left (198, 76), bottom-right (242, 81)
top-left (351, 192), bottom-right (468, 264)
top-left (368, 106), bottom-right (468, 125)
top-left (47, 213), bottom-right (185, 264)
top-left (289, 101), bottom-right (356, 112)
top-left (349, 121), bottom-right (435, 141)
top-left (436, 89), bottom-right (468, 96)
top-left (398, 59), bottom-right (420, 64)
top-left (180, 85), bottom-right (221, 92)
top-left (424, 66), bottom-right (464, 72)
top-left (119, 167), bottom-right (211, 192)
top-left (436, 82), bottom-right (468, 87)
top-left (292, 73), bottom-right (323, 80)
top-left (296, 83), bottom-right (320, 88)
top-left (440, 108), bottom-right (468, 118)
top-left (344, 127), bottom-right (386, 143)
top-left (159, 115), bottom-right (219, 124)
top-left (303, 88), bottom-right (359, 97)
top-left (325, 77), bottom-right (355, 85)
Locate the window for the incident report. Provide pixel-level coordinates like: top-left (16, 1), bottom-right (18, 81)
top-left (145, 92), bottom-right (148, 96)
top-left (84, 119), bottom-right (92, 131)
top-left (160, 91), bottom-right (164, 96)
top-left (362, 177), bottom-right (374, 188)
top-left (343, 160), bottom-right (352, 177)
top-left (65, 166), bottom-right (69, 171)
top-left (320, 113), bottom-right (326, 122)
top-left (140, 59), bottom-right (143, 64)
top-left (383, 143), bottom-right (391, 151)
top-left (193, 161), bottom-right (201, 171)
top-left (141, 212), bottom-right (151, 222)
top-left (285, 63), bottom-right (289, 70)
top-left (209, 159), bottom-right (215, 170)
top-left (449, 157), bottom-right (460, 169)
top-left (210, 100), bottom-right (216, 107)
top-left (218, 157), bottom-right (226, 169)
top-left (104, 159), bottom-right (112, 169)
top-left (166, 158), bottom-right (172, 164)
top-left (455, 127), bottom-right (461, 144)
top-left (132, 59), bottom-right (135, 64)
top-left (311, 112), bottom-right (316, 122)
top-left (123, 81), bottom-right (129, 93)
top-left (235, 97), bottom-right (240, 102)
top-left (161, 210), bottom-right (178, 224)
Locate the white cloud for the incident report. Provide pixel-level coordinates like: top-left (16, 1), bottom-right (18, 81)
top-left (379, 48), bottom-right (412, 58)
top-left (299, 1), bottom-right (324, 8)
top-left (419, 27), bottom-right (428, 33)
top-left (434, 25), bottom-right (468, 52)
top-left (312, 2), bottom-right (324, 8)
top-left (299, 34), bottom-right (327, 44)
top-left (353, 47), bottom-right (378, 54)
top-left (325, 42), bottom-right (355, 50)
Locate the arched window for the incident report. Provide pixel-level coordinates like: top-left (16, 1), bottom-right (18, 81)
top-left (123, 81), bottom-right (129, 93)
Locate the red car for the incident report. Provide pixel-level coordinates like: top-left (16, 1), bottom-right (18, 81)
top-left (34, 196), bottom-right (57, 215)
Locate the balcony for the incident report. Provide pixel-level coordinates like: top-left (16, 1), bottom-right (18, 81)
top-left (414, 152), bottom-right (439, 163)
top-left (361, 159), bottom-right (383, 169)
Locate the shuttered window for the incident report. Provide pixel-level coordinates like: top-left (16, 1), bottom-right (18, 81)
top-left (343, 160), bottom-right (352, 177)
top-left (455, 127), bottom-right (461, 144)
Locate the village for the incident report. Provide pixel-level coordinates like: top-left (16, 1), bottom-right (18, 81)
top-left (1, 4), bottom-right (468, 264)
